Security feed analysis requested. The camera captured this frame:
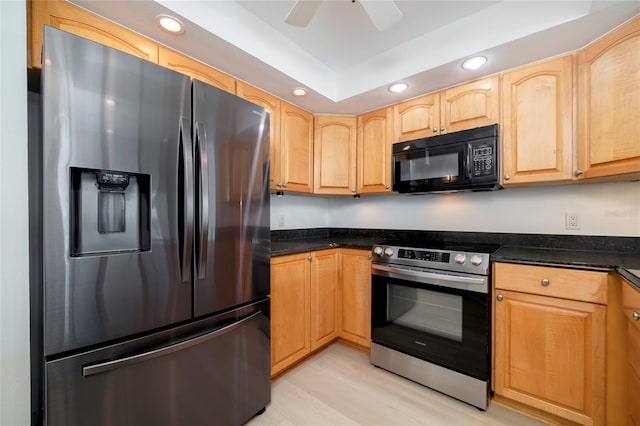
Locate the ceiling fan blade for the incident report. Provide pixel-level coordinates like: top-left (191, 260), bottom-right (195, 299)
top-left (359, 0), bottom-right (403, 31)
top-left (285, 0), bottom-right (323, 27)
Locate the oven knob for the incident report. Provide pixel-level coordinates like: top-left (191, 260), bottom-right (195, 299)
top-left (470, 255), bottom-right (483, 266)
top-left (454, 253), bottom-right (466, 264)
top-left (384, 247), bottom-right (394, 257)
top-left (373, 246), bottom-right (383, 256)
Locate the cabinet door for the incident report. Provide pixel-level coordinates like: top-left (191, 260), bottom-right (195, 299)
top-left (441, 76), bottom-right (500, 134)
top-left (338, 249), bottom-right (372, 348)
top-left (622, 280), bottom-right (640, 426)
top-left (280, 102), bottom-right (314, 193)
top-left (578, 16), bottom-right (640, 179)
top-left (357, 107), bottom-right (393, 194)
top-left (31, 0), bottom-right (158, 68)
top-left (501, 56), bottom-right (574, 185)
top-left (309, 250), bottom-right (339, 350)
top-left (494, 290), bottom-right (605, 426)
top-left (393, 93), bottom-right (440, 142)
top-left (237, 83), bottom-right (281, 191)
top-left (271, 253), bottom-right (310, 376)
top-left (314, 115), bottom-right (357, 195)
top-left (158, 46), bottom-right (235, 94)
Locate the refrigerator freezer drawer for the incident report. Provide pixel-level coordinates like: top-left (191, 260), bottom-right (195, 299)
top-left (45, 301), bottom-right (270, 426)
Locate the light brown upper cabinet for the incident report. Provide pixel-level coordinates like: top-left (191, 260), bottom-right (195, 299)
top-left (357, 107), bottom-right (393, 194)
top-left (501, 56), bottom-right (574, 185)
top-left (236, 83), bottom-right (281, 191)
top-left (158, 46), bottom-right (235, 94)
top-left (578, 15), bottom-right (640, 180)
top-left (279, 101), bottom-right (314, 193)
top-left (393, 76), bottom-right (499, 143)
top-left (30, 0), bottom-right (159, 68)
top-left (440, 76), bottom-right (500, 133)
top-left (313, 115), bottom-right (357, 195)
top-left (392, 93), bottom-right (440, 142)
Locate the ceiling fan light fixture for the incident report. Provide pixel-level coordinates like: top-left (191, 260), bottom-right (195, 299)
top-left (156, 15), bottom-right (184, 34)
top-left (292, 87), bottom-right (307, 96)
top-left (389, 82), bottom-right (408, 93)
top-left (462, 56), bottom-right (487, 70)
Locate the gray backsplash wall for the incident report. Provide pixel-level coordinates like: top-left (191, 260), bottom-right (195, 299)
top-left (271, 181), bottom-right (640, 237)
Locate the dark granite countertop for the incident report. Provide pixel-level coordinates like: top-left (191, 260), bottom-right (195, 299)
top-left (270, 228), bottom-right (640, 290)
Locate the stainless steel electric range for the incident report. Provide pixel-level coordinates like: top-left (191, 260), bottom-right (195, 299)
top-left (370, 242), bottom-right (498, 410)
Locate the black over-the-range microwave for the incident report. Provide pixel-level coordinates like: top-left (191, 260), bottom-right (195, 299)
top-left (392, 124), bottom-right (501, 193)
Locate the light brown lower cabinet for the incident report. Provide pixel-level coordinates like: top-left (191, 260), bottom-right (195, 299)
top-left (338, 249), bottom-right (372, 348)
top-left (622, 279), bottom-right (640, 426)
top-left (493, 262), bottom-right (607, 426)
top-left (270, 249), bottom-right (339, 376)
top-left (271, 248), bottom-right (372, 376)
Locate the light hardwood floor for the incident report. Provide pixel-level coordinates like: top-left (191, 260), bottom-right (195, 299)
top-left (248, 343), bottom-right (544, 426)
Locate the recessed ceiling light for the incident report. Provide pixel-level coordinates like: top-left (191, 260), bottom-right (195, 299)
top-left (388, 82), bottom-right (408, 93)
top-left (462, 56), bottom-right (487, 70)
top-left (156, 15), bottom-right (184, 34)
top-left (292, 87), bottom-right (307, 96)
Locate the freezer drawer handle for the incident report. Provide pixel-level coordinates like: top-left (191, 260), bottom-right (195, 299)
top-left (82, 311), bottom-right (262, 377)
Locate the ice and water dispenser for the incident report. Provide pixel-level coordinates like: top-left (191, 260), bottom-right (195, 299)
top-left (70, 168), bottom-right (150, 256)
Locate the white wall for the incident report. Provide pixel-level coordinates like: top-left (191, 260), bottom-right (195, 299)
top-left (269, 181), bottom-right (640, 236)
top-left (270, 194), bottom-right (329, 230)
top-left (0, 0), bottom-right (31, 425)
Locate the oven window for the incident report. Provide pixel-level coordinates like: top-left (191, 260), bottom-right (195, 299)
top-left (388, 284), bottom-right (462, 342)
top-left (399, 152), bottom-right (459, 181)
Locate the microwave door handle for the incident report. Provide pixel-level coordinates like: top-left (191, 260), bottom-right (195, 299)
top-left (467, 144), bottom-right (473, 179)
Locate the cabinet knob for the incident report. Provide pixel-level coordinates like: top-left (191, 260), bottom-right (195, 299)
top-left (368, 254), bottom-right (372, 260)
top-left (281, 183), bottom-right (287, 188)
top-left (277, 182), bottom-right (282, 187)
top-left (574, 169), bottom-right (584, 177)
top-left (440, 126), bottom-right (445, 132)
top-left (351, 188), bottom-right (356, 192)
top-left (541, 278), bottom-right (550, 286)
top-left (496, 294), bottom-right (504, 301)
top-left (504, 174), bottom-right (511, 181)
top-left (633, 311), bottom-right (640, 321)
top-left (307, 255), bottom-right (312, 261)
top-left (385, 185), bottom-right (390, 190)
top-left (432, 127), bottom-right (438, 133)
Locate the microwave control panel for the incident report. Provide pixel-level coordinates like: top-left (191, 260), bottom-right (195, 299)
top-left (471, 143), bottom-right (495, 177)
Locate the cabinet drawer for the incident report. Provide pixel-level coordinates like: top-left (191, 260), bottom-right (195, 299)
top-left (494, 263), bottom-right (607, 304)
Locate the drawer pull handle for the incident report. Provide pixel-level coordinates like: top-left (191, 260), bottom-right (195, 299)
top-left (633, 311), bottom-right (640, 321)
top-left (496, 294), bottom-right (504, 302)
top-left (541, 278), bottom-right (550, 286)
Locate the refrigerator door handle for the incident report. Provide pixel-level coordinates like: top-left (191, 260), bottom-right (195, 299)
top-left (195, 121), bottom-right (209, 280)
top-left (179, 118), bottom-right (194, 283)
top-left (82, 311), bottom-right (262, 377)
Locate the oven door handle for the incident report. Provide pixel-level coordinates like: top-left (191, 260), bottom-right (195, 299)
top-left (371, 263), bottom-right (488, 291)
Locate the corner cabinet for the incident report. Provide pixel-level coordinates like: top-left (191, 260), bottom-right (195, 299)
top-left (493, 262), bottom-right (607, 426)
top-left (501, 56), bottom-right (574, 185)
top-left (338, 249), bottom-right (372, 348)
top-left (278, 102), bottom-right (314, 193)
top-left (236, 83), bottom-right (281, 191)
top-left (577, 15), bottom-right (640, 180)
top-left (622, 279), bottom-right (640, 425)
top-left (357, 108), bottom-right (393, 194)
top-left (313, 116), bottom-right (357, 195)
top-left (270, 249), bottom-right (338, 376)
top-left (393, 76), bottom-right (499, 142)
top-left (30, 0), bottom-right (159, 68)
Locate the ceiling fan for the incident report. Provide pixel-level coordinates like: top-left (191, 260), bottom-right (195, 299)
top-left (285, 0), bottom-right (403, 32)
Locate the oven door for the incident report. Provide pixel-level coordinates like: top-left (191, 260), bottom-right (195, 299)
top-left (371, 263), bottom-right (489, 381)
top-left (392, 143), bottom-right (470, 193)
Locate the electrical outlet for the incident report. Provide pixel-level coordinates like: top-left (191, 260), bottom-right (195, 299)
top-left (565, 212), bottom-right (580, 230)
top-left (277, 213), bottom-right (285, 227)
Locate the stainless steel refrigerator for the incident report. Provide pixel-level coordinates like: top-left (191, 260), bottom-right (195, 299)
top-left (32, 26), bottom-right (271, 426)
